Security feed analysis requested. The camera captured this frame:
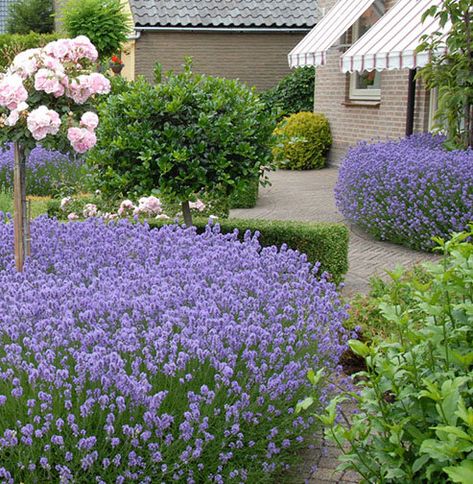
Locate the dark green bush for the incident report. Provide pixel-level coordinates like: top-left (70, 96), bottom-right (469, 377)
top-left (148, 218), bottom-right (349, 284)
top-left (61, 0), bottom-right (130, 60)
top-left (262, 66), bottom-right (315, 118)
top-left (306, 228), bottom-right (473, 482)
top-left (88, 63), bottom-right (275, 219)
top-left (229, 177), bottom-right (259, 209)
top-left (6, 0), bottom-right (54, 34)
top-left (0, 32), bottom-right (60, 71)
top-left (273, 112), bottom-right (332, 170)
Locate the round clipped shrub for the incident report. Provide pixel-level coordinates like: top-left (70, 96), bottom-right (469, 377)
top-left (273, 112), bottom-right (332, 170)
top-left (0, 216), bottom-right (347, 481)
top-left (335, 134), bottom-right (473, 251)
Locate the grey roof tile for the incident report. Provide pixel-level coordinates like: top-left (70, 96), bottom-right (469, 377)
top-left (130, 0), bottom-right (319, 29)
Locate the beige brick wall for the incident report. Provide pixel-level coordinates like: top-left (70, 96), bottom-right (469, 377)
top-left (135, 31), bottom-right (307, 91)
top-left (316, 0), bottom-right (431, 163)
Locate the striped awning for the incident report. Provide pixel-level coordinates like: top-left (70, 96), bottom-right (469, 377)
top-left (288, 0), bottom-right (378, 68)
top-left (341, 0), bottom-right (450, 73)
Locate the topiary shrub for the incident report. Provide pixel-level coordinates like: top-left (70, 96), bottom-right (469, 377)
top-left (273, 111), bottom-right (332, 170)
top-left (262, 66), bottom-right (315, 119)
top-left (87, 62), bottom-right (275, 225)
top-left (335, 134), bottom-right (473, 251)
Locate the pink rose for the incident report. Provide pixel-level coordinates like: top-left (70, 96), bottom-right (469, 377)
top-left (5, 101), bottom-right (28, 127)
top-left (80, 111), bottom-right (99, 131)
top-left (0, 74), bottom-right (28, 110)
top-left (67, 127), bottom-right (97, 153)
top-left (10, 49), bottom-right (41, 79)
top-left (70, 36), bottom-right (98, 62)
top-left (189, 199), bottom-right (206, 212)
top-left (44, 39), bottom-right (73, 61)
top-left (66, 75), bottom-right (92, 104)
top-left (88, 73), bottom-right (111, 95)
top-left (34, 68), bottom-right (66, 97)
top-left (26, 106), bottom-right (61, 140)
top-left (67, 212), bottom-right (79, 221)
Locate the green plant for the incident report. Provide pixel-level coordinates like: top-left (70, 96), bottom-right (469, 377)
top-left (0, 32), bottom-right (60, 72)
top-left (262, 66), bottom-right (315, 119)
top-left (302, 227), bottom-right (473, 482)
top-left (148, 218), bottom-right (349, 284)
top-left (273, 111), bottom-right (332, 170)
top-left (418, 0), bottom-right (473, 149)
top-left (88, 61), bottom-right (275, 225)
top-left (61, 0), bottom-right (131, 61)
top-left (228, 177), bottom-right (259, 209)
top-left (6, 0), bottom-right (54, 34)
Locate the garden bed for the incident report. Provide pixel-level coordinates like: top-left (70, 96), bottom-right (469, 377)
top-left (0, 216), bottom-right (348, 482)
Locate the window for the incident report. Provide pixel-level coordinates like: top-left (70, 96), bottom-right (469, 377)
top-left (349, 0), bottom-right (385, 101)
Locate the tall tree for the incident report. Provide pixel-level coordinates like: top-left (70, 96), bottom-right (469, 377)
top-left (6, 0), bottom-right (54, 34)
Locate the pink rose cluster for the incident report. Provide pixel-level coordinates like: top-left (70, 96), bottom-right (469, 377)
top-left (0, 36), bottom-right (110, 153)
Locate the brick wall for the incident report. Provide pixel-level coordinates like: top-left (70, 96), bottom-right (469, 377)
top-left (316, 0), bottom-right (431, 163)
top-left (135, 31), bottom-right (307, 91)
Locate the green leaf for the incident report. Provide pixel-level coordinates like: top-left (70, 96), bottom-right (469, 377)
top-left (295, 397), bottom-right (314, 414)
top-left (348, 339), bottom-right (371, 358)
top-left (444, 461), bottom-right (473, 483)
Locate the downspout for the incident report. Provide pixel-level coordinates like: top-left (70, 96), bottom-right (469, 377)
top-left (406, 68), bottom-right (417, 136)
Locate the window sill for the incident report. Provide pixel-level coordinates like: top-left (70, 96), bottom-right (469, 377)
top-left (342, 100), bottom-right (381, 108)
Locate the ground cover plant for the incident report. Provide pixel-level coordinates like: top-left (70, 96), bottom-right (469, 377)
top-left (335, 134), bottom-right (473, 251)
top-left (309, 228), bottom-right (473, 483)
top-left (0, 216), bottom-right (348, 482)
top-left (0, 143), bottom-right (84, 196)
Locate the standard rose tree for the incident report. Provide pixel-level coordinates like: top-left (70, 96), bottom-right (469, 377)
top-left (0, 36), bottom-right (111, 271)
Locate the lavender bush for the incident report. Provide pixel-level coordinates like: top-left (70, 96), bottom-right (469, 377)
top-left (0, 143), bottom-right (84, 196)
top-left (0, 216), bottom-right (348, 482)
top-left (335, 134), bottom-right (473, 250)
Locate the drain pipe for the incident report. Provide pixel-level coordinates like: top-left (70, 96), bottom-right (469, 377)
top-left (405, 68), bottom-right (417, 136)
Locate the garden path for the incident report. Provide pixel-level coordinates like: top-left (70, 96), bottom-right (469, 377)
top-left (230, 168), bottom-right (440, 296)
top-left (231, 168), bottom-right (439, 483)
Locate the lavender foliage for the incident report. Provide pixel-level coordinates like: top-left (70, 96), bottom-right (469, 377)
top-left (0, 216), bottom-right (348, 482)
top-left (335, 134), bottom-right (473, 250)
top-left (0, 143), bottom-right (84, 196)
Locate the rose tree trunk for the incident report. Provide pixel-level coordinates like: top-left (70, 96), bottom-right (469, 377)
top-left (13, 142), bottom-right (29, 272)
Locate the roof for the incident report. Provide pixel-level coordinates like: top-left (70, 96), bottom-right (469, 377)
top-left (0, 0), bottom-right (17, 34)
top-left (130, 0), bottom-right (319, 29)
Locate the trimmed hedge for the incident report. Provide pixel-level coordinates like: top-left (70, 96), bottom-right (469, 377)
top-left (0, 32), bottom-right (60, 71)
top-left (229, 178), bottom-right (259, 209)
top-left (148, 217), bottom-right (349, 284)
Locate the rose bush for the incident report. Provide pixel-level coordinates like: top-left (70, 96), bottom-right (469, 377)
top-left (335, 134), bottom-right (473, 250)
top-left (0, 216), bottom-right (348, 482)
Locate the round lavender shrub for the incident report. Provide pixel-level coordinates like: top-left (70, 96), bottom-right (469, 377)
top-left (0, 217), bottom-right (347, 482)
top-left (0, 143), bottom-right (84, 196)
top-left (335, 134), bottom-right (473, 250)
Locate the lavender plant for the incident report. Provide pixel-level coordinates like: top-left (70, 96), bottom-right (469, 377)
top-left (0, 216), bottom-right (348, 482)
top-left (335, 134), bottom-right (473, 251)
top-left (0, 143), bottom-right (85, 196)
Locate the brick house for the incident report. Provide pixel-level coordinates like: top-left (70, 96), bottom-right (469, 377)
top-left (289, 0), bottom-right (443, 163)
top-left (0, 0), bottom-right (18, 33)
top-left (127, 0), bottom-right (319, 91)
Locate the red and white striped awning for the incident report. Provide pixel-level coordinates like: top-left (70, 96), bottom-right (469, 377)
top-left (341, 0), bottom-right (450, 73)
top-left (288, 0), bottom-right (378, 68)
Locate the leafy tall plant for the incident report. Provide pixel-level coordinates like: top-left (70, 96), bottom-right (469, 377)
top-left (6, 0), bottom-right (54, 35)
top-left (418, 0), bottom-right (473, 149)
top-left (61, 0), bottom-right (131, 61)
top-left (88, 61), bottom-right (275, 225)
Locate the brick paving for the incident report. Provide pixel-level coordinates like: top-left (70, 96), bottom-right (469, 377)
top-left (231, 168), bottom-right (439, 296)
top-left (230, 168), bottom-right (439, 483)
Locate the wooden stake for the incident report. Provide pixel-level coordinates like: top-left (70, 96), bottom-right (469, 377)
top-left (13, 142), bottom-right (27, 272)
top-left (181, 200), bottom-right (193, 227)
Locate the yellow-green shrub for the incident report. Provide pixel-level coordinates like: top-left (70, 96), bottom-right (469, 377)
top-left (273, 111), bottom-right (332, 170)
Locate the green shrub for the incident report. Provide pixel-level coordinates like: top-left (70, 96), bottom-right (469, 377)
top-left (6, 0), bottom-right (53, 34)
top-left (273, 112), bottom-right (332, 170)
top-left (87, 62), bottom-right (275, 224)
top-left (61, 0), bottom-right (130, 60)
top-left (229, 177), bottom-right (259, 209)
top-left (0, 32), bottom-right (60, 72)
top-left (305, 228), bottom-right (473, 482)
top-left (148, 218), bottom-right (349, 284)
top-left (262, 66), bottom-right (315, 118)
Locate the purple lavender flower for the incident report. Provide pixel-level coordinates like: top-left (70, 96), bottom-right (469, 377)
top-left (335, 134), bottom-right (473, 250)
